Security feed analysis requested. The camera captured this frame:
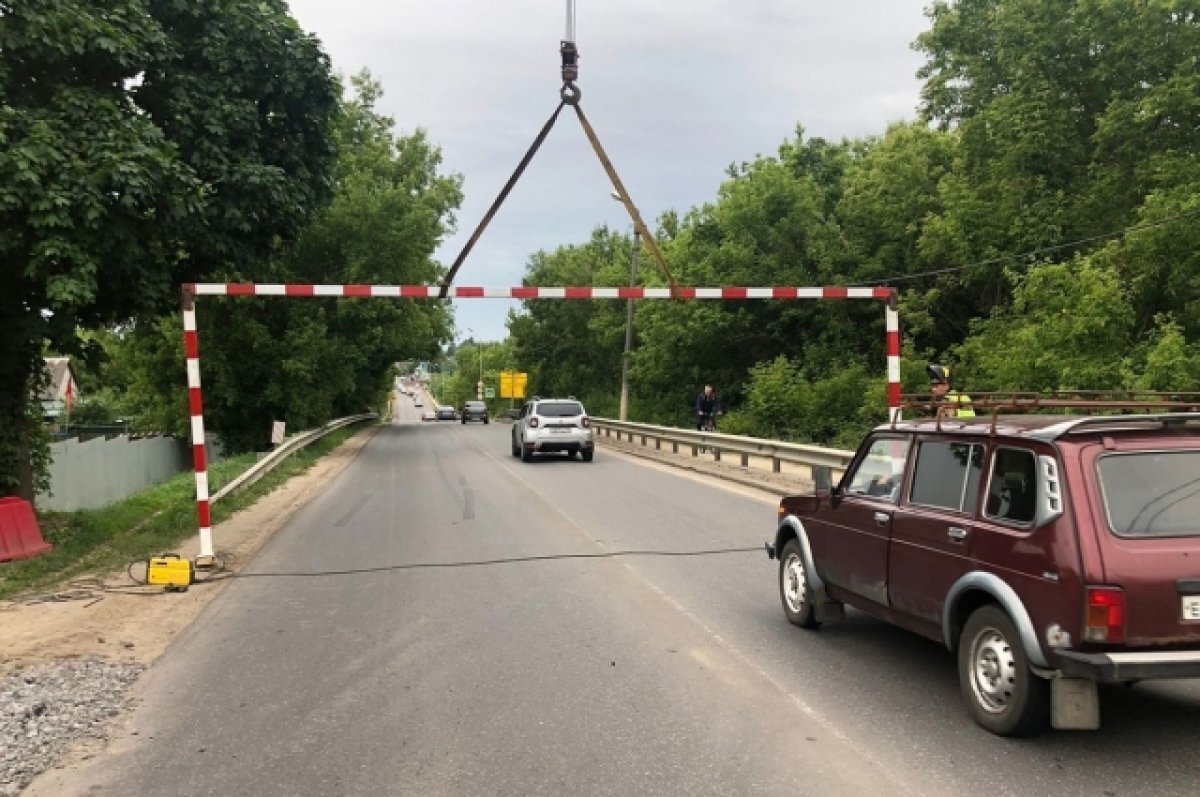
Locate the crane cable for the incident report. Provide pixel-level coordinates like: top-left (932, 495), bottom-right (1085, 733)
top-left (439, 5), bottom-right (678, 297)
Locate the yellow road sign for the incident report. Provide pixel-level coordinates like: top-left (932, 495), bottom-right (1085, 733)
top-left (500, 372), bottom-right (528, 399)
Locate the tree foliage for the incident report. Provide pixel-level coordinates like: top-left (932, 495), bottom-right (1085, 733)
top-left (102, 72), bottom-right (462, 451)
top-left (0, 0), bottom-right (339, 496)
top-left (508, 1), bottom-right (1200, 445)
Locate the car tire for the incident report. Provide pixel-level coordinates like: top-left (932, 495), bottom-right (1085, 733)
top-left (778, 539), bottom-right (820, 629)
top-left (511, 436), bottom-right (520, 457)
top-left (958, 605), bottom-right (1049, 737)
top-left (484, 418), bottom-right (489, 424)
top-left (581, 449), bottom-right (594, 462)
top-left (520, 445), bottom-right (532, 462)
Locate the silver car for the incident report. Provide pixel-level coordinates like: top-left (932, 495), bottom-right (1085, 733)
top-left (511, 398), bottom-right (595, 462)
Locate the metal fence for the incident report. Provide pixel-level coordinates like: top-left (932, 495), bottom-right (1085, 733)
top-left (38, 434), bottom-right (224, 511)
top-left (592, 419), bottom-right (855, 483)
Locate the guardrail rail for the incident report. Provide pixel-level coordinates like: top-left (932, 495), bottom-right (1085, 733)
top-left (210, 413), bottom-right (377, 505)
top-left (592, 418), bottom-right (854, 484)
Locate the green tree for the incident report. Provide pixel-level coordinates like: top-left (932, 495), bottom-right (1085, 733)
top-left (954, 259), bottom-right (1135, 390)
top-left (106, 72), bottom-right (461, 451)
top-left (914, 0), bottom-right (1200, 342)
top-left (0, 0), bottom-right (339, 497)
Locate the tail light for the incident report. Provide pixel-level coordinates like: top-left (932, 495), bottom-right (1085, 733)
top-left (1084, 586), bottom-right (1125, 643)
top-left (581, 416), bottom-right (591, 428)
top-left (528, 417), bottom-right (539, 428)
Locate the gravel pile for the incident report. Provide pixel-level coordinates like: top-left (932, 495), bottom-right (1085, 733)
top-left (1, 659), bottom-right (143, 796)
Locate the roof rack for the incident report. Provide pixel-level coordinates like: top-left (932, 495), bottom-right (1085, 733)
top-left (895, 391), bottom-right (1200, 435)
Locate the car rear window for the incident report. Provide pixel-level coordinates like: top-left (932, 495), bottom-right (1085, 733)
top-left (1097, 451), bottom-right (1200, 538)
top-left (536, 402), bottom-right (583, 417)
top-left (465, 402), bottom-right (485, 410)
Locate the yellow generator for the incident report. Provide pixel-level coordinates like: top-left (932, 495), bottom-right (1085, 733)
top-left (147, 554), bottom-right (194, 588)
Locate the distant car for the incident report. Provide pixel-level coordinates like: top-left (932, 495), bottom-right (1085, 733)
top-left (436, 406), bottom-right (457, 421)
top-left (511, 397), bottom-right (594, 462)
top-left (461, 401), bottom-right (489, 424)
top-left (414, 399), bottom-right (423, 407)
top-left (420, 410), bottom-right (436, 422)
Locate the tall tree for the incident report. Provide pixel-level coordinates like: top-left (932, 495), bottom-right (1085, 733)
top-left (107, 72), bottom-right (462, 451)
top-left (0, 0), bottom-right (339, 497)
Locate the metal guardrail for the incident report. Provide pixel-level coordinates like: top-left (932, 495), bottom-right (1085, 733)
top-left (210, 413), bottom-right (377, 504)
top-left (592, 418), bottom-right (855, 483)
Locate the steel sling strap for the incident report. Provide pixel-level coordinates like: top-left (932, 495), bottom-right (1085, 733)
top-left (570, 102), bottom-right (679, 294)
top-left (438, 100), bottom-right (567, 298)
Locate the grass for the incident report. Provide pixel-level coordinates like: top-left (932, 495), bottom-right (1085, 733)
top-left (0, 422), bottom-right (371, 601)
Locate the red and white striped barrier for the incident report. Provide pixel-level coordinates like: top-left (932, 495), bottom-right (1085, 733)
top-left (182, 305), bottom-right (213, 561)
top-left (182, 284), bottom-right (901, 558)
top-left (187, 283), bottom-right (895, 301)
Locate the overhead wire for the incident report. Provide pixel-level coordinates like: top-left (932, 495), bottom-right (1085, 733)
top-left (853, 206), bottom-right (1200, 287)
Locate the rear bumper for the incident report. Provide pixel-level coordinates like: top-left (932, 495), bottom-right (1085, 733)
top-left (527, 435), bottom-right (594, 452)
top-left (1055, 649), bottom-right (1200, 681)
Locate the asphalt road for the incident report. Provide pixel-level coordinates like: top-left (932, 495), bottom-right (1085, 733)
top-left (41, 398), bottom-right (1200, 796)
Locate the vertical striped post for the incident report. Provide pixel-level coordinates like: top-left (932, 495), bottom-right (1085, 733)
top-left (182, 288), bottom-right (214, 561)
top-left (885, 294), bottom-right (901, 421)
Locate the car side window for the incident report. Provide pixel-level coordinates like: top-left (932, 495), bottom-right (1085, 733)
top-left (984, 448), bottom-right (1038, 525)
top-left (910, 441), bottom-right (985, 514)
top-left (845, 437), bottom-right (910, 502)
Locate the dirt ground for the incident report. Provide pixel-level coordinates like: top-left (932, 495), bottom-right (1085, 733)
top-left (0, 427), bottom-right (379, 676)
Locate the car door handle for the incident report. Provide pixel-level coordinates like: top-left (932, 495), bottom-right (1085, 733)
top-left (947, 527), bottom-right (968, 542)
top-left (873, 512), bottom-right (890, 526)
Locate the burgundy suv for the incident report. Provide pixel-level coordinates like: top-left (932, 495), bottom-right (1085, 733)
top-left (767, 409), bottom-right (1200, 736)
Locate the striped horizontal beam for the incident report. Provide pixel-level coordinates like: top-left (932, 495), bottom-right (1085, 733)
top-left (187, 283), bottom-right (895, 301)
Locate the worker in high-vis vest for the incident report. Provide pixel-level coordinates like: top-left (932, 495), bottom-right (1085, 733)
top-left (927, 364), bottom-right (975, 418)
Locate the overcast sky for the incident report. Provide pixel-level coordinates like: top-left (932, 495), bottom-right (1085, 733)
top-left (285, 0), bottom-right (935, 341)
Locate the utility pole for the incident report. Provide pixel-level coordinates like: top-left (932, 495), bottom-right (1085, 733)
top-left (466, 328), bottom-right (484, 401)
top-left (620, 229), bottom-right (639, 421)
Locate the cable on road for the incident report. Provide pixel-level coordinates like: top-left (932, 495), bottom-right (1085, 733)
top-left (190, 546), bottom-right (766, 581)
top-left (8, 547), bottom-right (765, 606)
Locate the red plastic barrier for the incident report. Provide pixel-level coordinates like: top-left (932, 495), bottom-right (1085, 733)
top-left (0, 496), bottom-right (52, 563)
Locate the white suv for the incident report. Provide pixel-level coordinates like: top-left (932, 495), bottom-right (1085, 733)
top-left (511, 398), bottom-right (595, 462)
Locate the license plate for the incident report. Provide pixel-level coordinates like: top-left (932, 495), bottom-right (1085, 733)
top-left (1183, 595), bottom-right (1200, 621)
top-left (551, 427), bottom-right (570, 433)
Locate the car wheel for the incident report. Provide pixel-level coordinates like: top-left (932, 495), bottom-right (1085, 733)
top-left (484, 418), bottom-right (489, 424)
top-left (520, 444), bottom-right (532, 462)
top-left (778, 539), bottom-right (820, 629)
top-left (958, 605), bottom-right (1049, 736)
top-left (581, 449), bottom-right (594, 462)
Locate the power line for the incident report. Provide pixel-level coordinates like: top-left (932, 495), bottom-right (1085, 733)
top-left (855, 206), bottom-right (1200, 287)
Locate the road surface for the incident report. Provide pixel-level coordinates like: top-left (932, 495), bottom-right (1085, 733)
top-left (36, 397), bottom-right (1200, 795)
